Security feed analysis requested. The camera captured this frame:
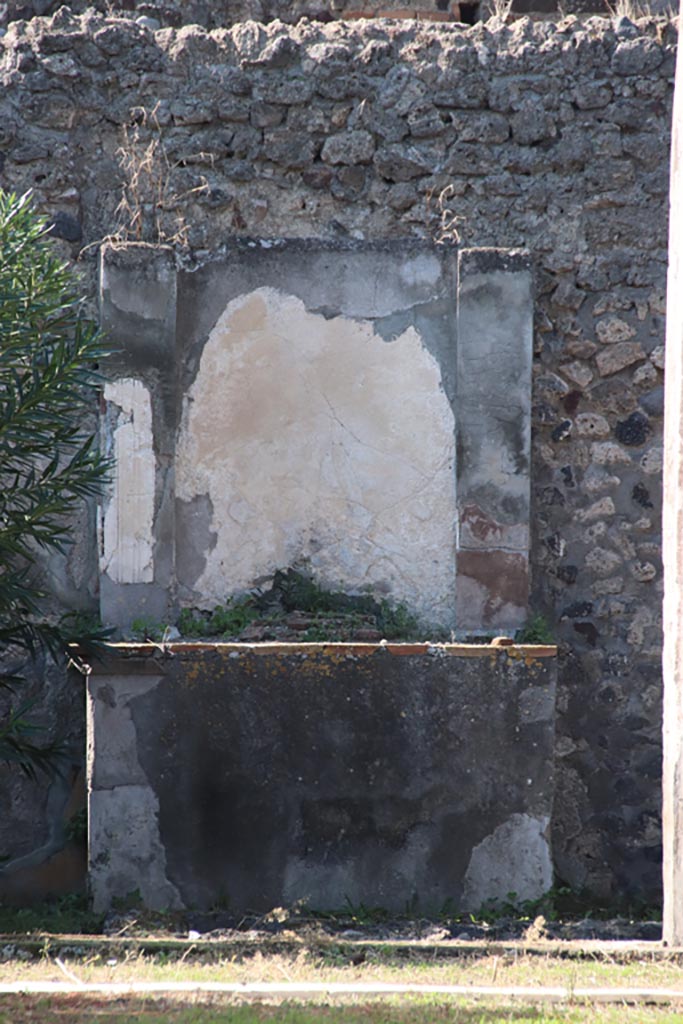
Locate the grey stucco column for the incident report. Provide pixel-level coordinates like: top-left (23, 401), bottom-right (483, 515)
top-left (662, 0), bottom-right (683, 948)
top-left (455, 248), bottom-right (533, 633)
top-left (98, 243), bottom-right (178, 629)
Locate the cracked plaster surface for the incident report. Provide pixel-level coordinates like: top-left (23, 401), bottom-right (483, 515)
top-left (175, 287), bottom-right (456, 626)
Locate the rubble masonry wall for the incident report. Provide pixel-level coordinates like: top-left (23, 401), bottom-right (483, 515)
top-left (0, 6), bottom-right (676, 901)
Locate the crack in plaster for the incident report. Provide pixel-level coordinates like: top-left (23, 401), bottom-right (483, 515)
top-left (320, 390), bottom-right (436, 478)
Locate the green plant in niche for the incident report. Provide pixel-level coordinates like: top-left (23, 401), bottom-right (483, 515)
top-left (302, 622), bottom-right (336, 642)
top-left (0, 190), bottom-right (112, 779)
top-left (515, 613), bottom-right (554, 644)
top-left (177, 607), bottom-right (206, 638)
top-left (301, 611), bottom-right (366, 642)
top-left (177, 597), bottom-right (259, 639)
top-left (207, 598), bottom-right (258, 636)
top-left (130, 617), bottom-right (166, 642)
top-left (175, 570), bottom-right (435, 642)
top-left (263, 568), bottom-right (377, 616)
top-left (377, 600), bottom-right (421, 641)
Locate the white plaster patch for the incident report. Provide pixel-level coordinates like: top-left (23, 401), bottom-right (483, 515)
top-left (89, 785), bottom-right (183, 912)
top-left (175, 287), bottom-right (456, 626)
top-left (101, 378), bottom-right (155, 584)
top-left (88, 675), bottom-right (164, 791)
top-left (88, 675), bottom-right (184, 913)
top-left (461, 813), bottom-right (552, 910)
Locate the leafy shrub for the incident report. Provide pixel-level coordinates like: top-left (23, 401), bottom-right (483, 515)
top-left (0, 191), bottom-right (111, 777)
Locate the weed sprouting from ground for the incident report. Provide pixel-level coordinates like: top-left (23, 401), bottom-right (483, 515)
top-left (0, 893), bottom-right (104, 935)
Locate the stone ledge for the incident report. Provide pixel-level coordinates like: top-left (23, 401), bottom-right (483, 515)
top-left (85, 641), bottom-right (557, 659)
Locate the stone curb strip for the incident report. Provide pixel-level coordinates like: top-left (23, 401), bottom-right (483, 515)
top-left (0, 936), bottom-right (676, 961)
top-left (2, 982), bottom-right (683, 1003)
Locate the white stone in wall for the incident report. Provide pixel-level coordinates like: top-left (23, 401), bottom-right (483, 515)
top-left (100, 378), bottom-right (155, 584)
top-left (175, 287), bottom-right (456, 627)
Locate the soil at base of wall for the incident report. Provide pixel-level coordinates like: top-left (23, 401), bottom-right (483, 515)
top-left (99, 909), bottom-right (664, 944)
top-left (0, 911), bottom-right (663, 953)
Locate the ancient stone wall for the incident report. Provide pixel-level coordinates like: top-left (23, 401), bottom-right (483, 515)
top-left (0, 6), bottom-right (676, 902)
top-left (1, 0), bottom-right (643, 32)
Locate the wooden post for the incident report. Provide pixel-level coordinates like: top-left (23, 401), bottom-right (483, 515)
top-left (662, 0), bottom-right (683, 947)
